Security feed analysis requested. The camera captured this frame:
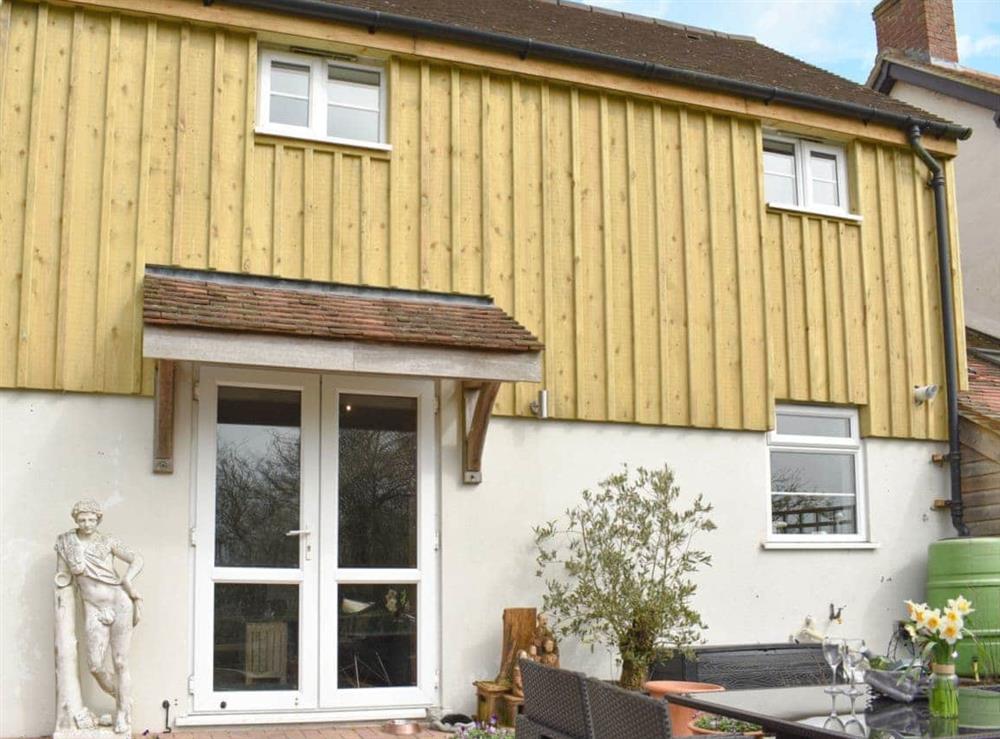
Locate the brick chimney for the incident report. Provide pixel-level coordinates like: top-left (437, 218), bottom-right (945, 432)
top-left (872, 0), bottom-right (958, 64)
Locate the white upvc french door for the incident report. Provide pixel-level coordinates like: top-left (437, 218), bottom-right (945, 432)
top-left (192, 367), bottom-right (438, 716)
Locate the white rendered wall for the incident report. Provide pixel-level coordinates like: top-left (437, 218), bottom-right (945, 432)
top-left (890, 81), bottom-right (1000, 338)
top-left (2, 381), bottom-right (952, 735)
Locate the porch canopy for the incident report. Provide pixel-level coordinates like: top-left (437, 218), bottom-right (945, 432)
top-left (141, 265), bottom-right (542, 481)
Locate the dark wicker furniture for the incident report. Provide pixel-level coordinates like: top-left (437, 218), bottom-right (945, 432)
top-left (516, 659), bottom-right (593, 739)
top-left (650, 642), bottom-right (828, 690)
top-left (584, 678), bottom-right (673, 739)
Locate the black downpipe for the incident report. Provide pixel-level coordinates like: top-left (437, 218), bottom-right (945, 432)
top-left (218, 0), bottom-right (975, 140)
top-left (908, 126), bottom-right (969, 537)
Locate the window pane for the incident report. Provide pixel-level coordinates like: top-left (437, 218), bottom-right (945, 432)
top-left (764, 173), bottom-right (797, 205)
top-left (776, 412), bottom-right (851, 438)
top-left (214, 583), bottom-right (299, 691)
top-left (771, 494), bottom-right (857, 535)
top-left (271, 61), bottom-right (310, 97)
top-left (338, 584), bottom-right (416, 689)
top-left (771, 451), bottom-right (855, 495)
top-left (270, 94), bottom-right (309, 127)
top-left (763, 143), bottom-right (796, 176)
top-left (327, 105), bottom-right (380, 142)
top-left (338, 394), bottom-right (417, 567)
top-left (812, 179), bottom-right (839, 207)
top-left (328, 66), bottom-right (381, 109)
top-left (216, 387), bottom-right (301, 568)
top-left (810, 151), bottom-right (838, 181)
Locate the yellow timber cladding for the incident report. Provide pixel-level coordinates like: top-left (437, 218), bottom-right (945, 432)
top-left (0, 1), bottom-right (967, 439)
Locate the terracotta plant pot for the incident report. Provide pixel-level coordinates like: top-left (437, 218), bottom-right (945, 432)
top-left (643, 680), bottom-right (725, 738)
top-left (687, 718), bottom-right (764, 736)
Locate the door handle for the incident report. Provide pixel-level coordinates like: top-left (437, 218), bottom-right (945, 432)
top-left (286, 529), bottom-right (312, 560)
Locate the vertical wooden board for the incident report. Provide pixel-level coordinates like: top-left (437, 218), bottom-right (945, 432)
top-left (485, 75), bottom-right (515, 414)
top-left (682, 111), bottom-right (715, 427)
top-left (210, 31), bottom-right (249, 273)
top-left (0, 1), bottom-right (37, 386)
top-left (544, 84), bottom-right (576, 419)
top-left (763, 212), bottom-right (789, 400)
top-left (356, 154), bottom-right (371, 284)
top-left (368, 158), bottom-right (391, 286)
top-left (177, 26), bottom-right (213, 267)
top-left (662, 106), bottom-right (689, 426)
top-left (60, 11), bottom-right (110, 391)
top-left (310, 150), bottom-right (333, 281)
top-left (421, 64), bottom-right (451, 292)
top-left (916, 164), bottom-right (946, 439)
top-left (606, 96), bottom-right (633, 422)
top-left (629, 101), bottom-right (659, 425)
top-left (390, 59), bottom-right (420, 288)
top-left (339, 154), bottom-right (362, 283)
top-left (944, 159), bottom-right (967, 392)
top-left (707, 114), bottom-right (741, 429)
top-left (249, 144), bottom-right (274, 275)
top-left (856, 143), bottom-right (890, 435)
top-left (514, 79), bottom-right (544, 415)
top-left (876, 147), bottom-right (909, 437)
top-left (782, 216), bottom-right (809, 400)
top-left (895, 152), bottom-right (927, 438)
top-left (276, 146), bottom-right (304, 278)
top-left (101, 15), bottom-right (147, 393)
top-left (24, 6), bottom-right (74, 388)
top-left (820, 220), bottom-right (847, 403)
top-left (456, 69), bottom-right (483, 295)
top-left (802, 218), bottom-right (828, 401)
top-left (840, 223), bottom-right (868, 404)
top-left (732, 119), bottom-right (769, 428)
top-left (144, 20), bottom-right (179, 266)
top-left (576, 91), bottom-right (607, 420)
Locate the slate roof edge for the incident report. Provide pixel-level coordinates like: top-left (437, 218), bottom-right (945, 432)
top-left (213, 0), bottom-right (971, 140)
top-left (145, 264), bottom-right (496, 307)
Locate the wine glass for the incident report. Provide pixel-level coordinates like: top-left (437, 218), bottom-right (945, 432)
top-left (842, 639), bottom-right (868, 726)
top-left (822, 636), bottom-right (844, 695)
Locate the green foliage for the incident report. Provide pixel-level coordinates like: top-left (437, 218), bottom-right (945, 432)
top-left (694, 713), bottom-right (762, 734)
top-left (533, 464), bottom-right (715, 689)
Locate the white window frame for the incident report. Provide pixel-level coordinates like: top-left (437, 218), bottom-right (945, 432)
top-left (257, 48), bottom-right (390, 151)
top-left (763, 133), bottom-right (852, 219)
top-left (765, 405), bottom-right (868, 545)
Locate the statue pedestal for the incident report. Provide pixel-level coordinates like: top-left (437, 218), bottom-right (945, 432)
top-left (54, 729), bottom-right (125, 739)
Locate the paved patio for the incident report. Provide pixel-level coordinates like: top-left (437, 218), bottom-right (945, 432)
top-left (167, 725), bottom-right (452, 739)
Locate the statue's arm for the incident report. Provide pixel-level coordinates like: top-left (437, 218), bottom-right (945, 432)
top-left (111, 538), bottom-right (144, 600)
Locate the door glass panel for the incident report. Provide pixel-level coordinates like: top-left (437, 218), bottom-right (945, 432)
top-left (338, 394), bottom-right (417, 568)
top-left (213, 583), bottom-right (299, 691)
top-left (338, 584), bottom-right (417, 689)
top-left (216, 387), bottom-right (302, 568)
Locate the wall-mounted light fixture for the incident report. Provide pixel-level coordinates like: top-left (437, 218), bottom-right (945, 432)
top-left (913, 384), bottom-right (939, 405)
top-left (529, 389), bottom-right (549, 419)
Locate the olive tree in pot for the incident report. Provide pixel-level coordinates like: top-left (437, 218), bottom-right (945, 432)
top-left (533, 464), bottom-right (715, 691)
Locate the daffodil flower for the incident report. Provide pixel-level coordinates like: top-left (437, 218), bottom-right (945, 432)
top-left (942, 607), bottom-right (964, 629)
top-left (924, 608), bottom-right (943, 632)
top-left (947, 595), bottom-right (974, 616)
top-left (939, 620), bottom-right (962, 645)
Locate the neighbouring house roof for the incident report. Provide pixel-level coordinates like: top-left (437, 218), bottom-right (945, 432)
top-left (961, 330), bottom-right (1000, 433)
top-left (143, 266), bottom-right (543, 353)
top-left (868, 52), bottom-right (1000, 123)
top-left (225, 0), bottom-right (968, 137)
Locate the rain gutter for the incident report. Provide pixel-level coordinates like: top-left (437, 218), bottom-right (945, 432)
top-left (210, 0), bottom-right (974, 140)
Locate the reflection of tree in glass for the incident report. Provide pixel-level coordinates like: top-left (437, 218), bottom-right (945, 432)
top-left (216, 429), bottom-right (301, 567)
top-left (339, 428), bottom-right (416, 567)
top-left (771, 465), bottom-right (807, 492)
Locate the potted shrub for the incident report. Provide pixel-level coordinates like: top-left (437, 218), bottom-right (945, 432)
top-left (688, 713), bottom-right (763, 736)
top-left (534, 464), bottom-right (715, 692)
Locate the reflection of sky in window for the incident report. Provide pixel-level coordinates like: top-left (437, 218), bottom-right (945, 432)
top-left (218, 424), bottom-right (299, 461)
top-left (770, 451), bottom-right (854, 495)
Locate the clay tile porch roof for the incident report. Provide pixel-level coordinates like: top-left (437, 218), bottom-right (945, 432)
top-left (143, 266), bottom-right (543, 354)
top-left (961, 353), bottom-right (1000, 433)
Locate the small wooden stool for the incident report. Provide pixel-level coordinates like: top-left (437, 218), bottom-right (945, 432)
top-left (474, 680), bottom-right (510, 723)
top-left (499, 693), bottom-right (524, 727)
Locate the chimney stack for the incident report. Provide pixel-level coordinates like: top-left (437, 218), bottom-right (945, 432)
top-left (872, 0), bottom-right (958, 64)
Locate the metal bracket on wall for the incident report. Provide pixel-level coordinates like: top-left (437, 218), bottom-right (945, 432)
top-left (153, 360), bottom-right (176, 474)
top-left (462, 380), bottom-right (501, 484)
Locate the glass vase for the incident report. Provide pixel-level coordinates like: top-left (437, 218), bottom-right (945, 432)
top-left (928, 663), bottom-right (959, 718)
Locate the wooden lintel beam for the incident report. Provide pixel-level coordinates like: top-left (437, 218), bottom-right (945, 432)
top-left (153, 360), bottom-right (176, 474)
top-left (463, 380), bottom-right (501, 484)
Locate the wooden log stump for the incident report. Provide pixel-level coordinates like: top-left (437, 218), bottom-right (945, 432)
top-left (496, 607), bottom-right (537, 684)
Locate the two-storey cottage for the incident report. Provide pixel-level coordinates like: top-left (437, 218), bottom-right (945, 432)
top-left (0, 0), bottom-right (974, 732)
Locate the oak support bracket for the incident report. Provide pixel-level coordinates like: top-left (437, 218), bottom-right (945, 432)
top-left (153, 360), bottom-right (176, 474)
top-left (462, 380), bottom-right (501, 484)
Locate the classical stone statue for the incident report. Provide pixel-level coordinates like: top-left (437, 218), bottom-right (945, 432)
top-left (54, 499), bottom-right (143, 736)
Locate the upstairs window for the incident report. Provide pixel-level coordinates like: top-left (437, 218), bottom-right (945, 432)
top-left (763, 134), bottom-right (849, 216)
top-left (258, 49), bottom-right (387, 149)
top-left (767, 406), bottom-right (867, 544)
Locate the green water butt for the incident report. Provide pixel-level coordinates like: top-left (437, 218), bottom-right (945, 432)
top-left (927, 537), bottom-right (1000, 678)
top-left (959, 685), bottom-right (1000, 731)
